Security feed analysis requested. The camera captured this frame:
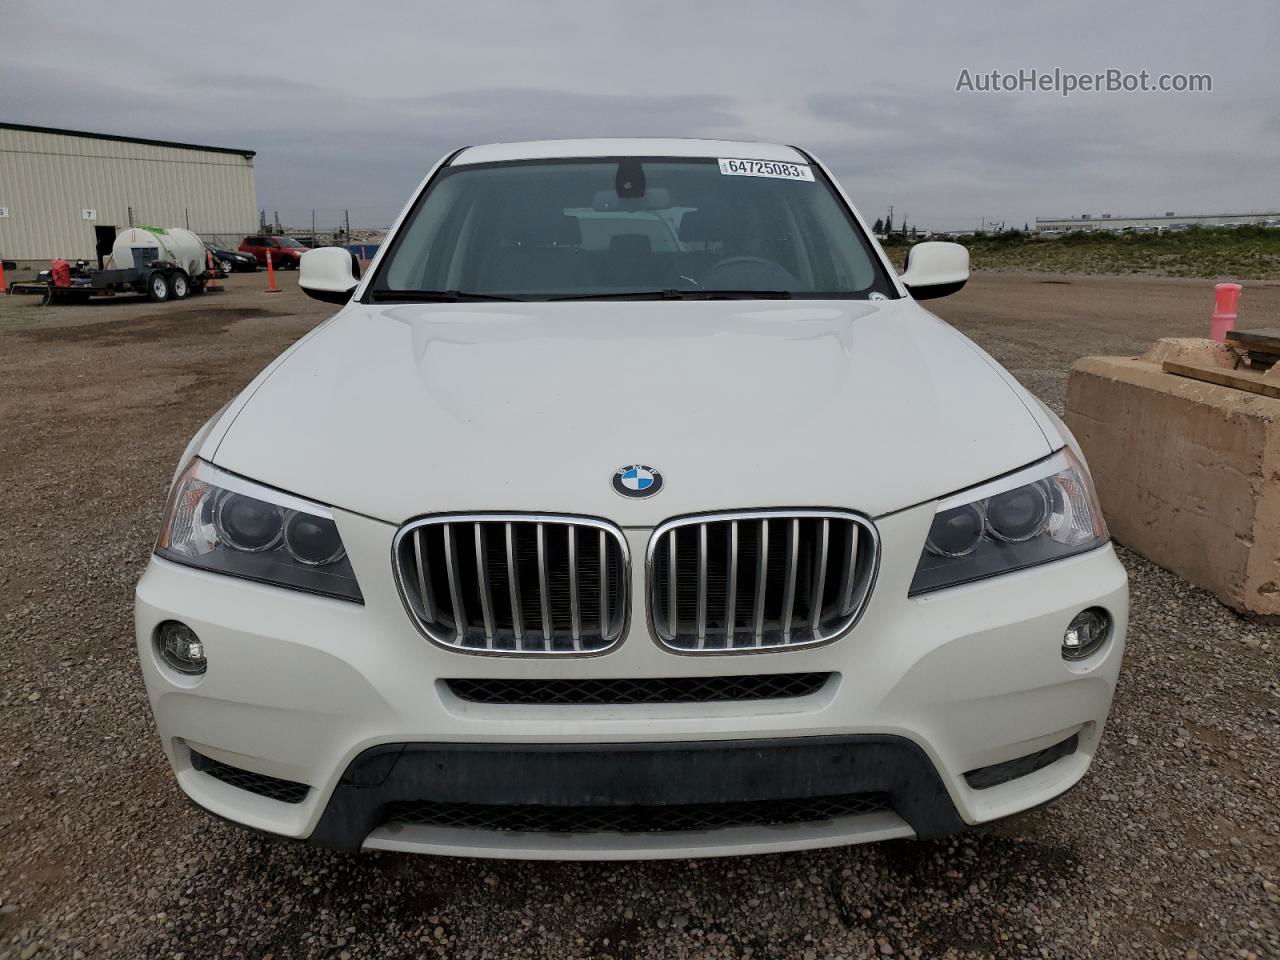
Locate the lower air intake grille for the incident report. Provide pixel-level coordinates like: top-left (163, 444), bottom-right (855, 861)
top-left (649, 510), bottom-right (878, 652)
top-left (190, 750), bottom-right (310, 804)
top-left (395, 515), bottom-right (629, 655)
top-left (443, 672), bottom-right (833, 705)
top-left (384, 792), bottom-right (890, 834)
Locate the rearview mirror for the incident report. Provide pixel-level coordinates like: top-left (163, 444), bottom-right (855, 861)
top-left (898, 241), bottom-right (969, 300)
top-left (592, 187), bottom-right (671, 212)
top-left (300, 247), bottom-right (361, 304)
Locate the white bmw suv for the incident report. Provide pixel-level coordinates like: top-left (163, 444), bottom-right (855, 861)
top-left (136, 139), bottom-right (1127, 859)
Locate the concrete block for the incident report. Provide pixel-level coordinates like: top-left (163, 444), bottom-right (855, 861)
top-left (1066, 356), bottom-right (1280, 619)
top-left (1138, 337), bottom-right (1240, 369)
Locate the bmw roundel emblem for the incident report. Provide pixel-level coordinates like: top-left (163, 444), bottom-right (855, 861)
top-left (613, 464), bottom-right (663, 499)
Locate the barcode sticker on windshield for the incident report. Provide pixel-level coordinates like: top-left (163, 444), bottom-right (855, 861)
top-left (718, 158), bottom-right (815, 181)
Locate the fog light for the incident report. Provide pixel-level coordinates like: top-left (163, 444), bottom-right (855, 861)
top-left (1062, 608), bottom-right (1110, 661)
top-left (157, 620), bottom-right (207, 675)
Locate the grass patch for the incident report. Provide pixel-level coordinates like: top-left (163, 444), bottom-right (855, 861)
top-left (881, 225), bottom-right (1280, 279)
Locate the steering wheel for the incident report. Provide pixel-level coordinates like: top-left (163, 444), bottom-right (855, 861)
top-left (700, 255), bottom-right (797, 288)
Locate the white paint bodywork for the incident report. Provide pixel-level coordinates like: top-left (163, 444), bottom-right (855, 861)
top-left (136, 139), bottom-right (1128, 859)
top-left (899, 241), bottom-right (971, 292)
top-left (207, 298), bottom-right (1052, 526)
top-left (451, 138), bottom-right (807, 166)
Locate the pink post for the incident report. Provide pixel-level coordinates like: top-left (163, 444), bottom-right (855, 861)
top-left (1211, 282), bottom-right (1242, 342)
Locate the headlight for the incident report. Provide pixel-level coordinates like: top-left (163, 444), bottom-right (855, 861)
top-left (155, 459), bottom-right (363, 603)
top-left (910, 449), bottom-right (1108, 595)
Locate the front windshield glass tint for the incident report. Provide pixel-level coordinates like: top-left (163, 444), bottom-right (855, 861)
top-left (372, 158), bottom-right (894, 299)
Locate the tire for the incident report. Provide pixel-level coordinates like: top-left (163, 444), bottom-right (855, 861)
top-left (221, 258), bottom-right (235, 274)
top-left (146, 271), bottom-right (171, 302)
top-left (171, 271), bottom-right (190, 300)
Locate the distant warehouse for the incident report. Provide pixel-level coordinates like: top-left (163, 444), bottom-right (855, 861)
top-left (1036, 210), bottom-right (1280, 234)
top-left (0, 122), bottom-right (257, 268)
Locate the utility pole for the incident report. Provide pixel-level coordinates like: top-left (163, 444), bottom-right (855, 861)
top-left (311, 209), bottom-right (316, 242)
top-left (345, 209), bottom-right (351, 241)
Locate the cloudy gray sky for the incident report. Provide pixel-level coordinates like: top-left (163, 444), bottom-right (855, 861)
top-left (4, 0), bottom-right (1276, 230)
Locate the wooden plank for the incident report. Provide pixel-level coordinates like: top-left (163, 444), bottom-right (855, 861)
top-left (1225, 328), bottom-right (1280, 354)
top-left (1162, 360), bottom-right (1280, 400)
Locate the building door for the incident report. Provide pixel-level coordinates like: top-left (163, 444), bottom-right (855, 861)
top-left (94, 226), bottom-right (117, 268)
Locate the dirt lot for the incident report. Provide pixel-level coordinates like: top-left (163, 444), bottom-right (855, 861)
top-left (1, 273), bottom-right (1277, 960)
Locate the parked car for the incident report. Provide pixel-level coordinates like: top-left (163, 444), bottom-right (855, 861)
top-left (345, 242), bottom-right (380, 261)
top-left (238, 234), bottom-right (306, 269)
top-left (205, 243), bottom-right (258, 274)
top-left (137, 139), bottom-right (1127, 860)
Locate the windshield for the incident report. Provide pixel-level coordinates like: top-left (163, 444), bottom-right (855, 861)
top-left (276, 237), bottom-right (306, 249)
top-left (369, 157), bottom-right (896, 300)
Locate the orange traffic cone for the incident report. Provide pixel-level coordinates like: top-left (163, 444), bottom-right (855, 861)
top-left (206, 251), bottom-right (220, 291)
top-left (265, 250), bottom-right (281, 293)
top-left (1210, 282), bottom-right (1242, 342)
top-left (0, 257), bottom-right (7, 295)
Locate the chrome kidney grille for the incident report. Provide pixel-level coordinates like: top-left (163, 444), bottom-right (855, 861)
top-left (647, 510), bottom-right (878, 652)
top-left (394, 515), bottom-right (629, 655)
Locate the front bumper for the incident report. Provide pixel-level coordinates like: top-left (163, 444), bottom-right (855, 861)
top-left (135, 501), bottom-right (1128, 859)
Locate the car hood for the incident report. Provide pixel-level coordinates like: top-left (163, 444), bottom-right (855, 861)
top-left (210, 299), bottom-right (1053, 526)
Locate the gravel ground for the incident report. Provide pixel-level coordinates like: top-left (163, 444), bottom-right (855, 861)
top-left (1, 272), bottom-right (1277, 959)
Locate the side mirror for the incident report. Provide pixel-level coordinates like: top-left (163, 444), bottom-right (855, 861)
top-left (898, 241), bottom-right (969, 300)
top-left (300, 247), bottom-right (361, 304)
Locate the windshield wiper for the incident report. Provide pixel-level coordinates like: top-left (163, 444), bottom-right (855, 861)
top-left (369, 289), bottom-right (525, 302)
top-left (544, 289), bottom-right (794, 301)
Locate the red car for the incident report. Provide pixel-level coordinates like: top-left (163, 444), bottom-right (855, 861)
top-left (238, 235), bottom-right (306, 269)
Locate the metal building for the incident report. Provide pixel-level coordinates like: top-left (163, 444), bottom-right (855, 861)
top-left (0, 122), bottom-right (257, 268)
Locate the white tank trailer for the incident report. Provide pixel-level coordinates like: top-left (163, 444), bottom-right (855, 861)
top-left (32, 226), bottom-right (214, 303)
top-left (110, 226), bottom-right (208, 279)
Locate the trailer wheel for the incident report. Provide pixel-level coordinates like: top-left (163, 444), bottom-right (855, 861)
top-left (170, 271), bottom-right (190, 300)
top-left (146, 272), bottom-right (171, 302)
